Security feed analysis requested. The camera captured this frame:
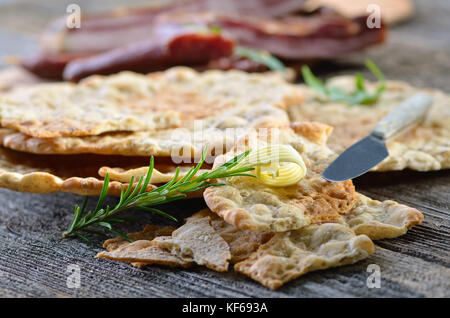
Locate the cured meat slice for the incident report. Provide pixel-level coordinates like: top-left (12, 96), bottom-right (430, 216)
top-left (42, 0), bottom-right (306, 53)
top-left (21, 1), bottom-right (385, 79)
top-left (63, 30), bottom-right (234, 81)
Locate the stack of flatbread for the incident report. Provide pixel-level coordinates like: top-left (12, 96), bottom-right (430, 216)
top-left (0, 67), bottom-right (301, 195)
top-left (0, 66), bottom-right (448, 289)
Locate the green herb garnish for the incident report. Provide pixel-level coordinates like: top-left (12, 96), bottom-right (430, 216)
top-left (233, 46), bottom-right (286, 72)
top-left (181, 24), bottom-right (222, 35)
top-left (63, 148), bottom-right (254, 242)
top-left (301, 59), bottom-right (386, 105)
top-left (209, 25), bottom-right (222, 35)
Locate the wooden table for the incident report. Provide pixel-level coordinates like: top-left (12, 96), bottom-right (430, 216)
top-left (0, 0), bottom-right (448, 297)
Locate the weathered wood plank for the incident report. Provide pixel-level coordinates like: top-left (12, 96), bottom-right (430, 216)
top-left (2, 219), bottom-right (448, 298)
top-left (0, 186), bottom-right (449, 298)
top-left (354, 171), bottom-right (450, 267)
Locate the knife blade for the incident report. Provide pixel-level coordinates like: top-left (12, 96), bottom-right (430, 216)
top-left (322, 93), bottom-right (433, 182)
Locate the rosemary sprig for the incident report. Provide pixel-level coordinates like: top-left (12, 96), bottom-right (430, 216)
top-left (63, 148), bottom-right (254, 242)
top-left (233, 46), bottom-right (286, 71)
top-left (301, 59), bottom-right (387, 105)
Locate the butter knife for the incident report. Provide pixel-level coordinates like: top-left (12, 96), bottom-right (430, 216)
top-left (322, 93), bottom-right (433, 182)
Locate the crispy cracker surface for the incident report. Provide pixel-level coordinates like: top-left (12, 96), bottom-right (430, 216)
top-left (97, 240), bottom-right (191, 268)
top-left (0, 72), bottom-right (184, 137)
top-left (102, 224), bottom-right (176, 251)
top-left (0, 67), bottom-right (302, 139)
top-left (147, 67), bottom-right (304, 111)
top-left (204, 124), bottom-right (356, 232)
top-left (0, 104), bottom-right (290, 157)
top-left (200, 189), bottom-right (423, 264)
top-left (98, 165), bottom-right (211, 183)
top-left (341, 193), bottom-right (424, 240)
top-left (154, 217), bottom-right (231, 272)
top-left (96, 225), bottom-right (190, 268)
top-left (0, 147), bottom-right (205, 195)
top-left (97, 195), bottom-right (423, 286)
top-left (234, 223), bottom-right (374, 290)
top-left (233, 192), bottom-right (423, 289)
top-left (189, 209), bottom-right (273, 263)
top-left (193, 189), bottom-right (423, 265)
top-left (289, 77), bottom-right (450, 172)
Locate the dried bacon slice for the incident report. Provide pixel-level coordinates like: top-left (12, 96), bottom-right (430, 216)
top-left (25, 24), bottom-right (235, 81)
top-left (63, 29), bottom-right (234, 81)
top-left (42, 0), bottom-right (306, 53)
top-left (21, 52), bottom-right (90, 80)
top-left (21, 1), bottom-right (386, 80)
top-left (212, 14), bottom-right (386, 60)
top-left (43, 9), bottom-right (385, 60)
top-left (151, 11), bottom-right (386, 60)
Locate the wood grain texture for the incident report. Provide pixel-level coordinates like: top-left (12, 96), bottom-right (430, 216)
top-left (0, 0), bottom-right (449, 297)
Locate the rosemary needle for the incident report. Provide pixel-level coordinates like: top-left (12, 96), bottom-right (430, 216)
top-left (63, 148), bottom-right (254, 242)
top-left (234, 46), bottom-right (286, 72)
top-left (301, 59), bottom-right (387, 105)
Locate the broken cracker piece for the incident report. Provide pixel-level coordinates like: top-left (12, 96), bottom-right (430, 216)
top-left (97, 224), bottom-right (190, 268)
top-left (154, 217), bottom-right (231, 272)
top-left (204, 125), bottom-right (356, 232)
top-left (103, 224), bottom-right (176, 251)
top-left (96, 240), bottom-right (191, 268)
top-left (342, 193), bottom-right (424, 240)
top-left (234, 223), bottom-right (374, 290)
top-left (188, 209), bottom-right (273, 263)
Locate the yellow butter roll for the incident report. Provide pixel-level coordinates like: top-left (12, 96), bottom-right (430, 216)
top-left (232, 144), bottom-right (307, 187)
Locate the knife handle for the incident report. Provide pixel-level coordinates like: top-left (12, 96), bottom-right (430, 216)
top-left (372, 93), bottom-right (433, 140)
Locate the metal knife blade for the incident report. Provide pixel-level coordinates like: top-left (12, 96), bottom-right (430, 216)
top-left (322, 135), bottom-right (388, 182)
top-left (322, 93), bottom-right (433, 182)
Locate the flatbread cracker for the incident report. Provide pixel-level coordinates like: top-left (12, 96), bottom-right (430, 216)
top-left (0, 147), bottom-right (203, 195)
top-left (97, 193), bottom-right (422, 284)
top-left (289, 77), bottom-right (450, 171)
top-left (188, 209), bottom-right (273, 263)
top-left (189, 193), bottom-right (422, 266)
top-left (204, 123), bottom-right (356, 232)
top-left (97, 240), bottom-right (191, 268)
top-left (234, 223), bottom-right (374, 290)
top-left (147, 67), bottom-right (303, 111)
top-left (198, 190), bottom-right (423, 264)
top-left (96, 225), bottom-right (191, 268)
top-left (0, 72), bottom-right (183, 138)
top-left (102, 224), bottom-right (176, 251)
top-left (341, 193), bottom-right (424, 240)
top-left (98, 212), bottom-right (267, 269)
top-left (233, 192), bottom-right (422, 289)
top-left (193, 191), bottom-right (422, 266)
top-left (98, 165), bottom-right (211, 183)
top-left (0, 104), bottom-right (290, 159)
top-left (0, 67), bottom-right (302, 139)
top-left (154, 217), bottom-right (231, 272)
